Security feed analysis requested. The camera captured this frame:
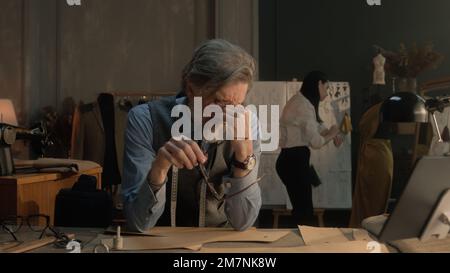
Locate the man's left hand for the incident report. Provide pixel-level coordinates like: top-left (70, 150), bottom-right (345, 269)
top-left (226, 109), bottom-right (254, 178)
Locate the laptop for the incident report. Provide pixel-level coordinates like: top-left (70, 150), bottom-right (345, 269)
top-left (362, 156), bottom-right (450, 242)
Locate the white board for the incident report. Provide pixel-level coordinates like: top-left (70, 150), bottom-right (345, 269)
top-left (247, 81), bottom-right (352, 209)
top-left (245, 82), bottom-right (288, 205)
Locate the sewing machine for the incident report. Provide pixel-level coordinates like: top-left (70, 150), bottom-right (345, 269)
top-left (0, 123), bottom-right (47, 176)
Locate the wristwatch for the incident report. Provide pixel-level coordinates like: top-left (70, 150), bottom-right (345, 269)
top-left (232, 154), bottom-right (257, 171)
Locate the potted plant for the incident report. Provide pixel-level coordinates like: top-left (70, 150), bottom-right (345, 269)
top-left (375, 43), bottom-right (444, 93)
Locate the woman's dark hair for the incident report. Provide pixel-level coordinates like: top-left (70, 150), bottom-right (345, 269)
top-left (300, 71), bottom-right (328, 123)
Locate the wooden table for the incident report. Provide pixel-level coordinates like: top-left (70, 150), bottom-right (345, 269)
top-left (1, 226), bottom-right (449, 253)
top-left (0, 160), bottom-right (102, 225)
top-left (0, 228), bottom-right (308, 253)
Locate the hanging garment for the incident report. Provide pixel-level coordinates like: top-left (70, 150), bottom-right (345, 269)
top-left (359, 103), bottom-right (382, 143)
top-left (349, 138), bottom-right (393, 228)
top-left (71, 93), bottom-right (172, 189)
top-left (101, 93), bottom-right (171, 182)
top-left (349, 103), bottom-right (394, 228)
top-left (71, 102), bottom-right (105, 167)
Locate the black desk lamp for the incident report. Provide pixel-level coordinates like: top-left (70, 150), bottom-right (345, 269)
top-left (380, 92), bottom-right (428, 123)
top-left (380, 91), bottom-right (450, 142)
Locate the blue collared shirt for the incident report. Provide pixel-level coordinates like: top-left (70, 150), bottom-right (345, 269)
top-left (121, 98), bottom-right (262, 232)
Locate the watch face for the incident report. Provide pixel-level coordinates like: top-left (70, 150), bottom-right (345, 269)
top-left (247, 156), bottom-right (256, 170)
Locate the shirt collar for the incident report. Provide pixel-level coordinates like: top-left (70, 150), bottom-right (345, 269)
top-left (175, 96), bottom-right (188, 106)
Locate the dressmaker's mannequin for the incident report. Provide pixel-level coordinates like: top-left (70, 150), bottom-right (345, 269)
top-left (373, 53), bottom-right (386, 85)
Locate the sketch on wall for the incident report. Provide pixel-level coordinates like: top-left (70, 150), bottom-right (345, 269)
top-left (246, 81), bottom-right (352, 209)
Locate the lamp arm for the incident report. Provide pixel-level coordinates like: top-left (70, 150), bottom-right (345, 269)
top-left (430, 113), bottom-right (443, 143)
top-left (425, 96), bottom-right (450, 143)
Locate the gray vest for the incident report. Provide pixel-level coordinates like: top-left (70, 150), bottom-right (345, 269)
top-left (148, 96), bottom-right (233, 227)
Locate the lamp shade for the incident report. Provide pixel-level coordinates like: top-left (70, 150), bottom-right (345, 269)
top-left (0, 99), bottom-right (18, 126)
top-left (380, 92), bottom-right (428, 123)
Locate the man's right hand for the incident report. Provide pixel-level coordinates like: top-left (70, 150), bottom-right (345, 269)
top-left (149, 138), bottom-right (208, 186)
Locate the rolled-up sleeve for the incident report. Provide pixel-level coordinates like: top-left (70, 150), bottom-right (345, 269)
top-left (121, 104), bottom-right (166, 232)
top-left (223, 113), bottom-right (262, 231)
top-left (304, 119), bottom-right (326, 149)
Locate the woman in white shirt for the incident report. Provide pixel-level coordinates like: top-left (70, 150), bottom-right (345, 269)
top-left (276, 71), bottom-right (341, 225)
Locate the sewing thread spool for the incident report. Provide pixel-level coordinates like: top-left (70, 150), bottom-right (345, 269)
top-left (113, 226), bottom-right (123, 250)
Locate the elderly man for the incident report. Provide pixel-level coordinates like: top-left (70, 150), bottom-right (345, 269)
top-left (121, 39), bottom-right (262, 232)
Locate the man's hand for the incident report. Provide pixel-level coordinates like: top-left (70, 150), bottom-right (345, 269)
top-left (149, 138), bottom-right (207, 186)
top-left (226, 109), bottom-right (254, 178)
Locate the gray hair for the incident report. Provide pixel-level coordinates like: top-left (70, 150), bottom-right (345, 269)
top-left (181, 39), bottom-right (256, 96)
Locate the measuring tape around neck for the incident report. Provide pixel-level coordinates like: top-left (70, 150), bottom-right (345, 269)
top-left (170, 167), bottom-right (179, 227)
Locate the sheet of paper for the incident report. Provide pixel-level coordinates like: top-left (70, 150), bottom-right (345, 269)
top-left (101, 229), bottom-right (290, 251)
top-left (389, 235), bottom-right (450, 253)
top-left (299, 225), bottom-right (349, 245)
top-left (0, 241), bottom-right (22, 252)
top-left (352, 229), bottom-right (373, 241)
top-left (104, 226), bottom-right (253, 237)
top-left (198, 241), bottom-right (389, 253)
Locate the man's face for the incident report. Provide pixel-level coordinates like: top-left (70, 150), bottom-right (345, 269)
top-left (188, 81), bottom-right (249, 123)
top-left (204, 82), bottom-right (249, 108)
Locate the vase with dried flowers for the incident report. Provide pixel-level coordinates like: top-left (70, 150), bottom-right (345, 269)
top-left (374, 43), bottom-right (444, 93)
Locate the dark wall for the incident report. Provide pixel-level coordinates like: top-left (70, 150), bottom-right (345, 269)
top-left (260, 0), bottom-right (450, 197)
top-left (57, 0), bottom-right (211, 105)
top-left (23, 0), bottom-right (58, 123)
top-left (1, 0), bottom-right (259, 124)
top-left (215, 0), bottom-right (259, 62)
top-left (0, 0), bottom-right (24, 122)
top-left (260, 0), bottom-right (450, 122)
top-left (0, 0), bottom-right (212, 124)
top-left (58, 0), bottom-right (258, 105)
